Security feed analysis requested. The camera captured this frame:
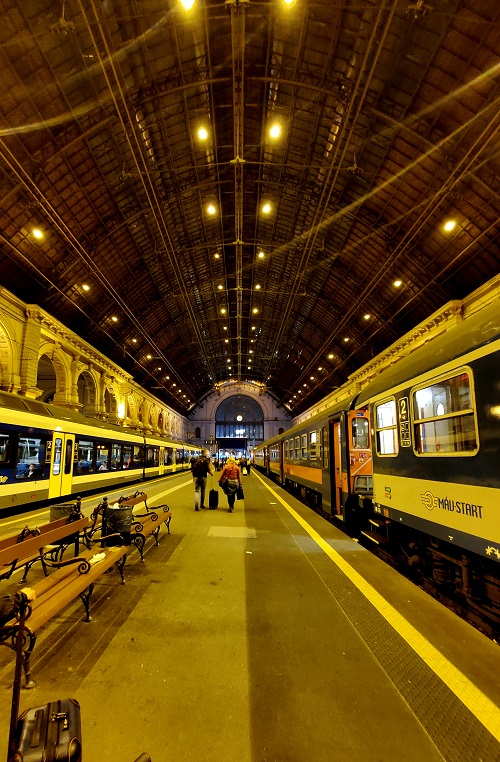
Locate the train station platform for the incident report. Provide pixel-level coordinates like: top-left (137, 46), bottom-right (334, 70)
top-left (0, 470), bottom-right (499, 762)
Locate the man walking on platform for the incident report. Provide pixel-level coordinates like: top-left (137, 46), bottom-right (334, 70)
top-left (191, 448), bottom-right (213, 510)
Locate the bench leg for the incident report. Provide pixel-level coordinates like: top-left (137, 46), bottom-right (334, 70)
top-left (79, 583), bottom-right (95, 622)
top-left (131, 533), bottom-right (146, 562)
top-left (1, 626), bottom-right (37, 688)
top-left (115, 554), bottom-right (127, 584)
top-left (152, 527), bottom-right (161, 546)
top-left (22, 631), bottom-right (37, 689)
top-left (165, 516), bottom-right (171, 535)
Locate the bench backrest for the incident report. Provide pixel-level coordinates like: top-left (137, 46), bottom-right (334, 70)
top-left (0, 516), bottom-right (90, 568)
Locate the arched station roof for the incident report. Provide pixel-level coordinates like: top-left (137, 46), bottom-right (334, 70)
top-left (0, 0), bottom-right (498, 416)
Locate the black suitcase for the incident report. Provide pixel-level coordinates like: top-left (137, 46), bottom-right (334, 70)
top-left (8, 591), bottom-right (82, 762)
top-left (208, 489), bottom-right (219, 509)
top-left (11, 699), bottom-right (82, 762)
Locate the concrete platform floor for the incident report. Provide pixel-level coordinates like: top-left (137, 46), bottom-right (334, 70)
top-left (0, 471), bottom-right (499, 762)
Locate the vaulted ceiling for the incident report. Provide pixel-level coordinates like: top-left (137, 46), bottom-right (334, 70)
top-left (0, 0), bottom-right (499, 415)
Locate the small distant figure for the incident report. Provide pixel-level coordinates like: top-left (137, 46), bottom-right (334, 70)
top-left (26, 464), bottom-right (37, 478)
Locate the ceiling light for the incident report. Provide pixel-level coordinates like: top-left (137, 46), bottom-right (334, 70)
top-left (166, 375), bottom-right (170, 380)
top-left (310, 376), bottom-right (315, 380)
top-left (220, 308), bottom-right (226, 314)
top-left (180, 0), bottom-right (195, 9)
top-left (218, 284), bottom-right (223, 290)
top-left (393, 279), bottom-right (402, 288)
top-left (214, 252), bottom-right (220, 259)
top-left (82, 284), bottom-right (90, 291)
top-left (146, 354), bottom-right (152, 359)
top-left (269, 123), bottom-right (281, 139)
top-left (173, 383), bottom-right (176, 387)
top-left (363, 314), bottom-right (371, 320)
top-left (303, 383), bottom-right (307, 387)
top-left (252, 326), bottom-right (256, 330)
top-left (207, 204), bottom-right (217, 216)
top-left (255, 284), bottom-right (261, 290)
top-left (258, 251), bottom-right (265, 259)
top-left (132, 338), bottom-right (137, 343)
top-left (249, 350), bottom-right (253, 354)
top-left (343, 337), bottom-right (350, 343)
top-left (225, 339), bottom-right (229, 343)
top-left (262, 203), bottom-right (272, 215)
top-left (197, 127), bottom-right (208, 140)
top-left (157, 367), bottom-right (162, 371)
top-left (223, 326), bottom-right (227, 330)
top-left (328, 353), bottom-right (334, 359)
top-left (111, 316), bottom-right (118, 322)
top-left (318, 366), bottom-right (323, 370)
top-left (32, 228), bottom-right (44, 239)
top-left (252, 308), bottom-right (258, 314)
top-left (443, 219), bottom-right (457, 232)
top-left (227, 359), bottom-right (231, 363)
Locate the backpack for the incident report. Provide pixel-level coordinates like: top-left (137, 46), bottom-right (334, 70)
top-left (192, 457), bottom-right (208, 478)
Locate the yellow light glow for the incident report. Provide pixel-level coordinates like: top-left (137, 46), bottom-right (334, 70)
top-left (262, 203), bottom-right (272, 214)
top-left (111, 316), bottom-right (118, 322)
top-left (223, 326), bottom-right (227, 330)
top-left (82, 284), bottom-right (90, 291)
top-left (252, 308), bottom-right (259, 314)
top-left (180, 0), bottom-right (194, 9)
top-left (218, 284), bottom-right (223, 290)
top-left (197, 127), bottom-right (208, 140)
top-left (269, 123), bottom-right (281, 139)
top-left (146, 354), bottom-right (152, 359)
top-left (343, 337), bottom-right (349, 343)
top-left (328, 353), bottom-right (334, 359)
top-left (207, 204), bottom-right (217, 215)
top-left (117, 402), bottom-right (125, 419)
top-left (258, 251), bottom-right (265, 258)
top-left (255, 284), bottom-right (261, 289)
top-left (225, 339), bottom-right (229, 343)
top-left (444, 219), bottom-right (457, 232)
top-left (214, 252), bottom-right (220, 259)
top-left (363, 314), bottom-right (371, 320)
top-left (393, 279), bottom-right (402, 288)
top-left (220, 308), bottom-right (226, 314)
top-left (318, 366), bottom-right (323, 370)
top-left (32, 228), bottom-right (44, 239)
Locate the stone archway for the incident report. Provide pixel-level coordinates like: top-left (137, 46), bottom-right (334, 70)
top-left (215, 394), bottom-right (264, 455)
top-left (78, 370), bottom-right (97, 416)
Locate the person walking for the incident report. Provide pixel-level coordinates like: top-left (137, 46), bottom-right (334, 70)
top-left (218, 456), bottom-right (242, 513)
top-left (191, 449), bottom-right (213, 510)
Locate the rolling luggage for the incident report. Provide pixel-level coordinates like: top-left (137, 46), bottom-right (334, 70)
top-left (208, 489), bottom-right (219, 509)
top-left (8, 591), bottom-right (82, 762)
top-left (11, 699), bottom-right (82, 762)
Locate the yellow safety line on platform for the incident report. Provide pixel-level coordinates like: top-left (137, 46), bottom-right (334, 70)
top-left (253, 470), bottom-right (500, 743)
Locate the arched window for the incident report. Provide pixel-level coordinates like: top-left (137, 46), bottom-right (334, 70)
top-left (215, 395), bottom-right (264, 441)
top-left (195, 426), bottom-right (201, 439)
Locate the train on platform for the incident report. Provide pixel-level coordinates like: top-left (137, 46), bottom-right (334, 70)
top-left (254, 298), bottom-right (500, 635)
top-left (0, 390), bottom-right (200, 515)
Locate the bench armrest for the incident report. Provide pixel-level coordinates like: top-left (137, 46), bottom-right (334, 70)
top-left (41, 553), bottom-right (92, 575)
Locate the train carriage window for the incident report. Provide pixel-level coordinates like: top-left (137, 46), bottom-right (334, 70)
top-left (309, 431), bottom-right (317, 459)
top-left (76, 440), bottom-right (94, 473)
top-left (16, 436), bottom-right (45, 478)
top-left (146, 446), bottom-right (159, 467)
top-left (52, 437), bottom-right (62, 476)
top-left (322, 427), bottom-right (328, 469)
top-left (164, 447), bottom-right (173, 466)
top-left (284, 440), bottom-right (289, 458)
top-left (96, 443), bottom-right (110, 472)
top-left (64, 440), bottom-right (73, 475)
top-left (111, 443), bottom-right (122, 469)
top-left (413, 371), bottom-right (477, 455)
top-left (122, 445), bottom-right (133, 469)
top-left (352, 417), bottom-right (369, 449)
top-left (294, 436), bottom-right (299, 459)
top-left (375, 399), bottom-right (398, 456)
top-left (301, 434), bottom-right (307, 459)
top-left (0, 432), bottom-right (9, 462)
top-left (131, 445), bottom-right (143, 467)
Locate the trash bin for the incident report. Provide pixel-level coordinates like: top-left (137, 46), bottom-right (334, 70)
top-left (104, 503), bottom-right (133, 545)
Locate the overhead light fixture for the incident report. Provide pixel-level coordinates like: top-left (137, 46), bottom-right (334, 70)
top-left (343, 337), bottom-right (350, 343)
top-left (214, 252), bottom-right (220, 259)
top-left (32, 228), bottom-right (44, 239)
top-left (258, 251), bottom-right (265, 259)
top-left (255, 284), bottom-right (261, 290)
top-left (363, 314), bottom-right (371, 320)
top-left (318, 366), bottom-right (323, 370)
top-left (111, 316), bottom-right (118, 322)
top-left (207, 204), bottom-right (217, 216)
top-left (269, 123), bottom-right (281, 139)
top-left (443, 219), bottom-right (457, 232)
top-left (252, 308), bottom-right (259, 314)
top-left (393, 279), bottom-right (402, 288)
top-left (262, 203), bottom-right (272, 215)
top-left (180, 0), bottom-right (195, 9)
top-left (146, 354), bottom-right (152, 359)
top-left (197, 126), bottom-right (208, 140)
top-left (218, 284), bottom-right (223, 290)
top-left (327, 353), bottom-right (334, 359)
top-left (82, 284), bottom-right (90, 291)
top-left (221, 308), bottom-right (226, 314)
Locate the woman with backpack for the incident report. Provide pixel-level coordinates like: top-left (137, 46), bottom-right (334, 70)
top-left (218, 457), bottom-right (242, 513)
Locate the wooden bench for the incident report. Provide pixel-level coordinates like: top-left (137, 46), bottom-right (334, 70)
top-left (129, 504), bottom-right (172, 561)
top-left (0, 513), bottom-right (91, 583)
top-left (0, 541), bottom-right (128, 688)
top-left (87, 492), bottom-right (171, 559)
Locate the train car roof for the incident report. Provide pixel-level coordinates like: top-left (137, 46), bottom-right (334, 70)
top-left (0, 390), bottom-right (191, 445)
top-left (357, 300), bottom-right (500, 405)
top-left (258, 393), bottom-right (358, 449)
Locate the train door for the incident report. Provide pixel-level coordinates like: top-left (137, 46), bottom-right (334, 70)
top-left (329, 418), bottom-right (343, 516)
top-left (48, 433), bottom-right (75, 499)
